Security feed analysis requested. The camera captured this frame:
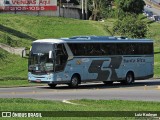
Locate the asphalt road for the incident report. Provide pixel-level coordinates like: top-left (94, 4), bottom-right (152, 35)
top-left (144, 6), bottom-right (160, 16)
top-left (0, 79), bottom-right (160, 102)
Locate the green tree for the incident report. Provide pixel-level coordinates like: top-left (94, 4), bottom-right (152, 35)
top-left (113, 15), bottom-right (148, 38)
top-left (89, 0), bottom-right (113, 20)
top-left (115, 0), bottom-right (145, 15)
top-left (77, 0), bottom-right (113, 20)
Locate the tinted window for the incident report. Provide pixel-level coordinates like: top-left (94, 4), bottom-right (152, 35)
top-left (31, 43), bottom-right (53, 53)
top-left (68, 43), bottom-right (153, 56)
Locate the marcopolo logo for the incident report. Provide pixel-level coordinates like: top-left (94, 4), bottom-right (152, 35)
top-left (1, 112), bottom-right (42, 118)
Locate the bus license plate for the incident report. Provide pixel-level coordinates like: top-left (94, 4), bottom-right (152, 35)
top-left (36, 79), bottom-right (41, 83)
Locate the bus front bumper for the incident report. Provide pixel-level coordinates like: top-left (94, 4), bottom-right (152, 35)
top-left (28, 72), bottom-right (54, 84)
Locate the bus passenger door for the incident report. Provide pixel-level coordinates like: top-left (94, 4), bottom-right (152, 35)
top-left (54, 44), bottom-right (69, 81)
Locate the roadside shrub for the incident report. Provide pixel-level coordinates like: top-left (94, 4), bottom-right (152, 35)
top-left (113, 14), bottom-right (148, 38)
top-left (0, 50), bottom-right (7, 60)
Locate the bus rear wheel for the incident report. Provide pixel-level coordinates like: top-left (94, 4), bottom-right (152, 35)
top-left (48, 84), bottom-right (57, 88)
top-left (69, 75), bottom-right (79, 88)
top-left (121, 72), bottom-right (134, 85)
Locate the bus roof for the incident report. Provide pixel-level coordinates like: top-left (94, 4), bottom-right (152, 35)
top-left (62, 36), bottom-right (153, 43)
top-left (33, 36), bottom-right (153, 44)
top-left (33, 39), bottom-right (65, 44)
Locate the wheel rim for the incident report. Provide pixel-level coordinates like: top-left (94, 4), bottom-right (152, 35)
top-left (126, 74), bottom-right (133, 83)
top-left (71, 77), bottom-right (78, 86)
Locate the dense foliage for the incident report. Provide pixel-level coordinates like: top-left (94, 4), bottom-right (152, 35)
top-left (111, 0), bottom-right (147, 38)
top-left (113, 15), bottom-right (148, 38)
top-left (115, 0), bottom-right (145, 15)
top-left (76, 0), bottom-right (113, 20)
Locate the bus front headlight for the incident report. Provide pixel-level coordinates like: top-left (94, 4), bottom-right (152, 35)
top-left (48, 73), bottom-right (53, 80)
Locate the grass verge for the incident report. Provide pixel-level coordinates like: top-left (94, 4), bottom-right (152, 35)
top-left (0, 80), bottom-right (44, 87)
top-left (0, 98), bottom-right (160, 119)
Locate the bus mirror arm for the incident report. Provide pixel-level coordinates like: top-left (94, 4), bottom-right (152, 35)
top-left (22, 50), bottom-right (25, 58)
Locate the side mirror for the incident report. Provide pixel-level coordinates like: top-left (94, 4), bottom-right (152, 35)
top-left (49, 51), bottom-right (53, 59)
top-left (22, 48), bottom-right (30, 58)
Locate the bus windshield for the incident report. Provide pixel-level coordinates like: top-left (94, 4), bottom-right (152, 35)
top-left (28, 43), bottom-right (54, 73)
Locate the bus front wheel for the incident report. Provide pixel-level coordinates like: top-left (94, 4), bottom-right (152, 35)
top-left (69, 75), bottom-right (79, 88)
top-left (48, 84), bottom-right (57, 88)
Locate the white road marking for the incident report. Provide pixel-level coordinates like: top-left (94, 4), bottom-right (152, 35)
top-left (62, 100), bottom-right (86, 106)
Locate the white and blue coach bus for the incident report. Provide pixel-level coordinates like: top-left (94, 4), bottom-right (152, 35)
top-left (27, 36), bottom-right (154, 88)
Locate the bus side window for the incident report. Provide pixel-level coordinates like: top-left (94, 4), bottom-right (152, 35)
top-left (89, 44), bottom-right (105, 56)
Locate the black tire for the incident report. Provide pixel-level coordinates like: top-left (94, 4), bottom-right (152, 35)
top-left (69, 75), bottom-right (79, 88)
top-left (103, 81), bottom-right (113, 85)
top-left (48, 84), bottom-right (57, 88)
top-left (121, 72), bottom-right (134, 85)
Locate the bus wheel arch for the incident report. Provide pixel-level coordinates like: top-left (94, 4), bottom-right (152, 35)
top-left (121, 71), bottom-right (134, 85)
top-left (69, 73), bottom-right (81, 88)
